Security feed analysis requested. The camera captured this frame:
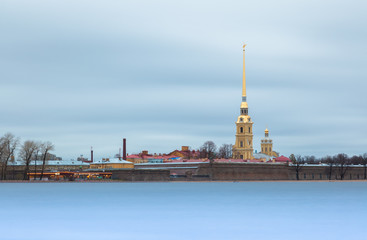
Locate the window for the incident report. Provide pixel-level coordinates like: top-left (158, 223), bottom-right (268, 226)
top-left (248, 127), bottom-right (251, 133)
top-left (240, 155), bottom-right (243, 159)
top-left (312, 173), bottom-right (314, 179)
top-left (265, 147), bottom-right (267, 152)
top-left (240, 141), bottom-right (243, 147)
top-left (320, 174), bottom-right (322, 179)
top-left (240, 127), bottom-right (243, 133)
top-left (304, 173), bottom-right (306, 179)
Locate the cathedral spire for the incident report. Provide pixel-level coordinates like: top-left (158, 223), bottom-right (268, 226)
top-left (233, 44), bottom-right (254, 160)
top-left (242, 44), bottom-right (247, 102)
top-left (240, 44), bottom-right (248, 116)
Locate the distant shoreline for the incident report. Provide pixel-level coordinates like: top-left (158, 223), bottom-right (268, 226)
top-left (1, 180), bottom-right (367, 183)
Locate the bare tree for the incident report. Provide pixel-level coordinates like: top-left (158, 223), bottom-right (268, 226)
top-left (40, 141), bottom-right (55, 180)
top-left (0, 133), bottom-right (19, 180)
top-left (19, 140), bottom-right (40, 180)
top-left (185, 149), bottom-right (193, 160)
top-left (323, 155), bottom-right (334, 180)
top-left (335, 153), bottom-right (350, 180)
top-left (218, 144), bottom-right (233, 159)
top-left (362, 153), bottom-right (367, 180)
top-left (350, 155), bottom-right (361, 165)
top-left (304, 155), bottom-right (316, 164)
top-left (290, 154), bottom-right (304, 180)
top-left (33, 146), bottom-right (41, 180)
top-left (200, 141), bottom-right (217, 161)
top-left (0, 137), bottom-right (5, 179)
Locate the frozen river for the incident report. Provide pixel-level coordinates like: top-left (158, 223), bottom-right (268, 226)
top-left (0, 182), bottom-right (366, 240)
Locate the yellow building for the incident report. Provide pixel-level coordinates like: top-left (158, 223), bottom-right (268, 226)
top-left (90, 158), bottom-right (134, 169)
top-left (232, 45), bottom-right (254, 160)
top-left (260, 128), bottom-right (279, 157)
top-left (169, 146), bottom-right (190, 158)
top-left (126, 155), bottom-right (148, 164)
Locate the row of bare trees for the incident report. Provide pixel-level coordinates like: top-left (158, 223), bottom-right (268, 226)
top-left (0, 133), bottom-right (54, 180)
top-left (290, 153), bottom-right (367, 180)
top-left (0, 133), bottom-right (19, 180)
top-left (199, 141), bottom-right (233, 160)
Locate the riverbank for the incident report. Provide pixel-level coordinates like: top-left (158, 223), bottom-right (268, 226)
top-left (1, 179), bottom-right (367, 183)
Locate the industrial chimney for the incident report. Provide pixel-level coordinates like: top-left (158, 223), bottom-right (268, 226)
top-left (91, 146), bottom-right (94, 163)
top-left (123, 138), bottom-right (127, 160)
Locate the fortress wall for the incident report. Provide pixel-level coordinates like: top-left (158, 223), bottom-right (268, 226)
top-left (197, 163), bottom-right (366, 181)
top-left (4, 163), bottom-right (366, 181)
top-left (111, 169), bottom-right (170, 181)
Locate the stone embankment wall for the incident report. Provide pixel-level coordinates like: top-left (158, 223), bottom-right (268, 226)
top-left (195, 163), bottom-right (366, 181)
top-left (4, 163), bottom-right (366, 181)
top-left (4, 165), bottom-right (90, 180)
top-left (110, 169), bottom-right (170, 181)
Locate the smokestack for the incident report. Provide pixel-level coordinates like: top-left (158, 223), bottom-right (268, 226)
top-left (123, 138), bottom-right (127, 160)
top-left (91, 146), bottom-right (94, 163)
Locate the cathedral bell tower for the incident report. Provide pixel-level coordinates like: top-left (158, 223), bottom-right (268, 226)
top-left (232, 44), bottom-right (254, 160)
top-left (260, 128), bottom-right (279, 157)
top-left (261, 128), bottom-right (273, 156)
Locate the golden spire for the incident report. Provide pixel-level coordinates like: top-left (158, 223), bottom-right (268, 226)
top-left (242, 44), bottom-right (247, 99)
top-left (240, 44), bottom-right (248, 114)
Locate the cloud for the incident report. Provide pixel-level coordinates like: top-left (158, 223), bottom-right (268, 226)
top-left (0, 0), bottom-right (366, 158)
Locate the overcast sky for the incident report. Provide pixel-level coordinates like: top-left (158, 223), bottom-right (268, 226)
top-left (0, 0), bottom-right (366, 159)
